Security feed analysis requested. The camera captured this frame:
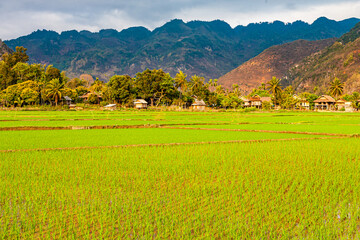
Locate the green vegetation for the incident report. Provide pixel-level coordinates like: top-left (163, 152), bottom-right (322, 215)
top-left (2, 128), bottom-right (321, 151)
top-left (1, 111), bottom-right (360, 238)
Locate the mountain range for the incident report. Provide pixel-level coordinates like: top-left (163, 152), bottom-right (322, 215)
top-left (4, 17), bottom-right (360, 81)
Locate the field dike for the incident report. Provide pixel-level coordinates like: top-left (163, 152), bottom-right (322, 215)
top-left (0, 122), bottom-right (350, 136)
top-left (0, 136), bottom-right (347, 153)
top-left (161, 126), bottom-right (350, 137)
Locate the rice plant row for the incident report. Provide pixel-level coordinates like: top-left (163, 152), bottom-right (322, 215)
top-left (1, 138), bottom-right (360, 238)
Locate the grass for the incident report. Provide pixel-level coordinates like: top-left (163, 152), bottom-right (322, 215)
top-left (1, 110), bottom-right (360, 238)
top-left (179, 123), bottom-right (360, 134)
top-left (1, 138), bottom-right (360, 238)
top-left (0, 128), bottom-right (327, 151)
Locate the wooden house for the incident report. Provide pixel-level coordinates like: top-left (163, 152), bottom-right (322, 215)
top-left (336, 99), bottom-right (354, 112)
top-left (241, 95), bottom-right (272, 109)
top-left (297, 98), bottom-right (310, 110)
top-left (63, 96), bottom-right (72, 105)
top-left (240, 97), bottom-right (250, 107)
top-left (314, 95), bottom-right (336, 110)
top-left (134, 99), bottom-right (148, 109)
top-left (249, 95), bottom-right (262, 108)
top-left (192, 99), bottom-right (206, 111)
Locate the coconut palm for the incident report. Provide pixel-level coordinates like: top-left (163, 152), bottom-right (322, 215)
top-left (174, 71), bottom-right (188, 97)
top-left (266, 76), bottom-right (282, 105)
top-left (329, 77), bottom-right (344, 99)
top-left (46, 78), bottom-right (64, 106)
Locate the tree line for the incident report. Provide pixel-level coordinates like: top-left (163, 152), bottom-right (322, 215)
top-left (1, 47), bottom-right (359, 109)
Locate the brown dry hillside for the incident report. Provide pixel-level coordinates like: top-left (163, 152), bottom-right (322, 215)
top-left (218, 38), bottom-right (335, 92)
top-left (288, 23), bottom-right (360, 94)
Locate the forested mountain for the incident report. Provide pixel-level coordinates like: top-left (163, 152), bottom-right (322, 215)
top-left (286, 22), bottom-right (360, 94)
top-left (5, 17), bottom-right (360, 81)
top-left (217, 38), bottom-right (336, 92)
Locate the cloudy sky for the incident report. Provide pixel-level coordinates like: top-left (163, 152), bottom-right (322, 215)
top-left (1, 0), bottom-right (360, 40)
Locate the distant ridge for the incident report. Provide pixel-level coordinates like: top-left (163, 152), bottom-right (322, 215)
top-left (5, 17), bottom-right (360, 81)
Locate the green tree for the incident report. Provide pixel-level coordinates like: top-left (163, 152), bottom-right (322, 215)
top-left (266, 76), bottom-right (282, 106)
top-left (300, 92), bottom-right (318, 110)
top-left (155, 76), bottom-right (178, 106)
top-left (107, 75), bottom-right (134, 105)
top-left (329, 77), bottom-right (344, 99)
top-left (174, 71), bottom-right (188, 99)
top-left (134, 69), bottom-right (177, 106)
top-left (232, 84), bottom-right (242, 97)
top-left (1, 80), bottom-right (39, 107)
top-left (66, 78), bottom-right (87, 89)
top-left (45, 65), bottom-right (64, 84)
top-left (2, 46), bottom-right (29, 68)
top-left (280, 86), bottom-right (297, 109)
top-left (12, 62), bottom-right (30, 83)
top-left (189, 75), bottom-right (209, 101)
top-left (0, 47), bottom-right (30, 89)
top-left (20, 88), bottom-right (39, 105)
top-left (45, 78), bottom-right (64, 106)
top-left (91, 78), bottom-right (104, 94)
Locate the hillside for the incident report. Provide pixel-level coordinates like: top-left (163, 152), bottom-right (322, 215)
top-left (287, 22), bottom-right (360, 94)
top-left (5, 17), bottom-right (360, 81)
top-left (217, 38), bottom-right (335, 92)
top-left (0, 40), bottom-right (13, 59)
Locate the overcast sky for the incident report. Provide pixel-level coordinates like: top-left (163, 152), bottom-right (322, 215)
top-left (1, 0), bottom-right (360, 40)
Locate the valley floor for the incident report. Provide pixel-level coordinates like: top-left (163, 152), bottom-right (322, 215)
top-left (1, 110), bottom-right (360, 238)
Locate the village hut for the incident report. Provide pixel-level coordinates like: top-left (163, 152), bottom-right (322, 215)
top-left (249, 95), bottom-right (262, 108)
top-left (104, 103), bottom-right (117, 110)
top-left (134, 99), bottom-right (148, 109)
top-left (335, 99), bottom-right (354, 112)
top-left (63, 96), bottom-right (72, 105)
top-left (314, 95), bottom-right (336, 110)
top-left (192, 99), bottom-right (206, 111)
top-left (297, 98), bottom-right (310, 110)
top-left (240, 97), bottom-right (250, 107)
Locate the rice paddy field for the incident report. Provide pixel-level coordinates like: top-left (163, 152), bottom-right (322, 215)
top-left (1, 110), bottom-right (360, 239)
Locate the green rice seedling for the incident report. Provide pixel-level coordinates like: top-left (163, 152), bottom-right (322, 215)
top-left (0, 138), bottom-right (360, 238)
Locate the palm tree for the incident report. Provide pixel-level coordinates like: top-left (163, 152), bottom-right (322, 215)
top-left (266, 76), bottom-right (282, 106)
top-left (46, 78), bottom-right (64, 106)
top-left (174, 71), bottom-right (188, 98)
top-left (189, 75), bottom-right (205, 95)
top-left (329, 77), bottom-right (344, 99)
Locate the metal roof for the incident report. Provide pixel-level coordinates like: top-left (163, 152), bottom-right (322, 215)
top-left (192, 100), bottom-right (206, 106)
top-left (104, 104), bottom-right (117, 107)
